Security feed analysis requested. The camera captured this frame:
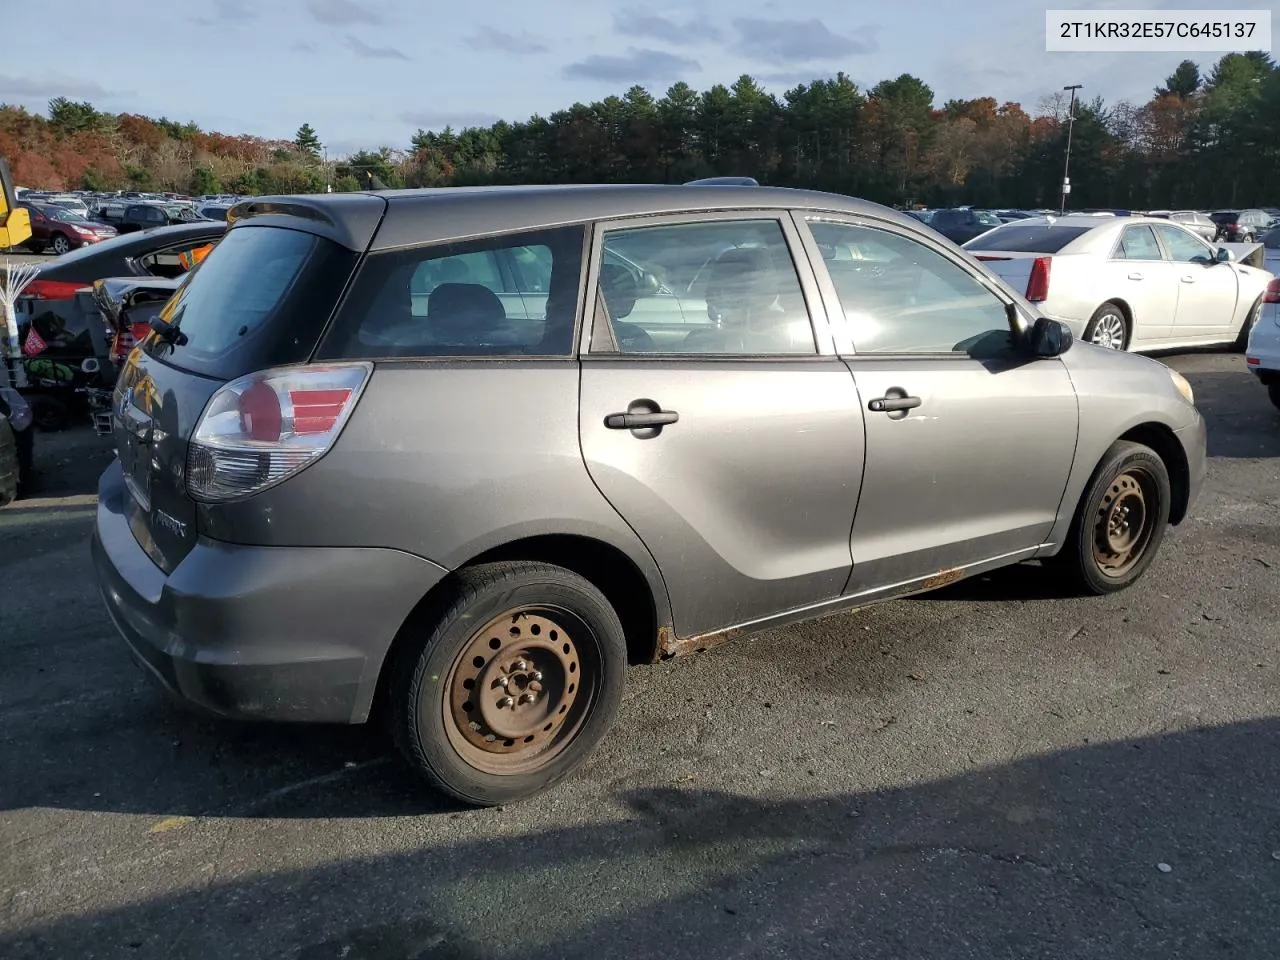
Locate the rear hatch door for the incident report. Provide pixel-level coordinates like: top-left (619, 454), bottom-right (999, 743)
top-left (112, 202), bottom-right (379, 573)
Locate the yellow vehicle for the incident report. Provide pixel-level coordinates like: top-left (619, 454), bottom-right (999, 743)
top-left (0, 158), bottom-right (31, 249)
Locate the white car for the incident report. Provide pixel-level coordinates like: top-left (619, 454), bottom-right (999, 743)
top-left (963, 215), bottom-right (1272, 352)
top-left (1244, 228), bottom-right (1280, 408)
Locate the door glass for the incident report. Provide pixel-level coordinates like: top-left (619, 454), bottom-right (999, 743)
top-left (1155, 224), bottom-right (1212, 262)
top-left (808, 219), bottom-right (1011, 354)
top-left (593, 218), bottom-right (816, 355)
top-left (1117, 225), bottom-right (1161, 260)
top-left (318, 225), bottom-right (586, 359)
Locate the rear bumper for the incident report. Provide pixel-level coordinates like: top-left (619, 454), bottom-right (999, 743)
top-left (91, 461), bottom-right (449, 723)
top-left (1245, 306), bottom-right (1280, 381)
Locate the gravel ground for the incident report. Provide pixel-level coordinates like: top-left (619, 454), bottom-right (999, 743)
top-left (1, 350), bottom-right (1278, 960)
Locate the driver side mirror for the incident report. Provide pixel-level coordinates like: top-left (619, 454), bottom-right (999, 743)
top-left (1214, 247), bottom-right (1233, 263)
top-left (1026, 315), bottom-right (1072, 358)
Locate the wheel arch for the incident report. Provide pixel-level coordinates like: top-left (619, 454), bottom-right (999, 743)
top-left (1118, 421), bottom-right (1190, 525)
top-left (369, 532), bottom-right (670, 724)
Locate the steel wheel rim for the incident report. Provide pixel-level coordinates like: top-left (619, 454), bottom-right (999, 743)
top-left (1090, 314), bottom-right (1125, 350)
top-left (1092, 469), bottom-right (1156, 578)
top-left (442, 606), bottom-right (597, 776)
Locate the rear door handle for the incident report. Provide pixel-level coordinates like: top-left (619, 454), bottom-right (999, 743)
top-left (604, 410), bottom-right (679, 429)
top-left (868, 395), bottom-right (921, 413)
top-left (1127, 272), bottom-right (1144, 280)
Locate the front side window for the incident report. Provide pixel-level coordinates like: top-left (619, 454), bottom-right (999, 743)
top-left (319, 225), bottom-right (586, 359)
top-left (1155, 224), bottom-right (1212, 262)
top-left (591, 218), bottom-right (816, 355)
top-left (809, 219), bottom-right (1011, 355)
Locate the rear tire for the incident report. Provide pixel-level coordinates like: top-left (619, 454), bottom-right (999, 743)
top-left (28, 395), bottom-right (69, 432)
top-left (1049, 441), bottom-right (1171, 596)
top-left (388, 561), bottom-right (627, 806)
top-left (1083, 302), bottom-right (1129, 350)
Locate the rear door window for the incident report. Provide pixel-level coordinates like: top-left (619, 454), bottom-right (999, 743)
top-left (142, 225), bottom-right (358, 380)
top-left (317, 225), bottom-right (586, 359)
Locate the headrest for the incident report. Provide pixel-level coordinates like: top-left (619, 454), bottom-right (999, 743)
top-left (705, 246), bottom-right (778, 316)
top-left (427, 282), bottom-right (505, 330)
top-left (599, 262), bottom-right (638, 320)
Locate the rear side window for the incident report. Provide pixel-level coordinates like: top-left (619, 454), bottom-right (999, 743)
top-left (317, 225), bottom-right (586, 359)
top-left (963, 224), bottom-right (1090, 253)
top-left (143, 225), bottom-right (358, 380)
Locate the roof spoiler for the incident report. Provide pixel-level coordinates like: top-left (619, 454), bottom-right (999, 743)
top-left (684, 176), bottom-right (759, 186)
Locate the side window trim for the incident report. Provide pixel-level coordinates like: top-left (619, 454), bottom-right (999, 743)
top-left (578, 209), bottom-right (837, 359)
top-left (794, 213), bottom-right (1025, 359)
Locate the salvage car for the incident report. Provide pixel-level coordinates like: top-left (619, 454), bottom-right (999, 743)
top-left (965, 215), bottom-right (1271, 352)
top-left (92, 184), bottom-right (1206, 806)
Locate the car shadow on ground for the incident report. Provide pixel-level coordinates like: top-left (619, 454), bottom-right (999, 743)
top-left (2, 719), bottom-right (1277, 959)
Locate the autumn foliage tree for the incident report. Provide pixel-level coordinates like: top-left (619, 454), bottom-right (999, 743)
top-left (1, 52), bottom-right (1275, 208)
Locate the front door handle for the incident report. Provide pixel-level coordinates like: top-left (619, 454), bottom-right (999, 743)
top-left (868, 395), bottom-right (921, 413)
top-left (604, 410), bottom-right (679, 429)
top-left (604, 399), bottom-right (678, 438)
top-left (1181, 275), bottom-right (1196, 283)
top-left (1127, 272), bottom-right (1144, 280)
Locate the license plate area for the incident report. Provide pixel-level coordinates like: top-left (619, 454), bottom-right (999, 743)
top-left (118, 431), bottom-right (153, 511)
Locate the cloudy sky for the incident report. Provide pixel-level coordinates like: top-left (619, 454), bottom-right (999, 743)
top-left (2, 0), bottom-right (1276, 155)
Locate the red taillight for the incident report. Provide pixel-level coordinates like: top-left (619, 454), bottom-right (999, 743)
top-left (1247, 357), bottom-right (1260, 365)
top-left (290, 388), bottom-right (353, 435)
top-left (239, 380), bottom-right (284, 441)
top-left (1264, 279), bottom-right (1280, 304)
top-left (187, 363), bottom-right (372, 502)
top-left (1025, 257), bottom-right (1052, 302)
top-left (23, 279), bottom-right (87, 300)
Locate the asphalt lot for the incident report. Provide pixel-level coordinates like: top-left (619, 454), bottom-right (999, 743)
top-left (1, 351), bottom-right (1278, 960)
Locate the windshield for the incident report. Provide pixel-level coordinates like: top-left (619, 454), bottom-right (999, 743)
top-left (963, 224), bottom-right (1091, 253)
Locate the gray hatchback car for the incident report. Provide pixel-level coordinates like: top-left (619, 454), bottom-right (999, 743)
top-left (92, 183), bottom-right (1207, 805)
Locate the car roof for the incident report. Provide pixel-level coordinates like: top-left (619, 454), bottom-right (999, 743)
top-left (230, 184), bottom-right (926, 253)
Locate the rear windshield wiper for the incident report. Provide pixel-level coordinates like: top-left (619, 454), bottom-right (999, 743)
top-left (149, 315), bottom-right (188, 346)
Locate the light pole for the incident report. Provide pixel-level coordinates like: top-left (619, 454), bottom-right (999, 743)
top-left (1061, 83), bottom-right (1082, 214)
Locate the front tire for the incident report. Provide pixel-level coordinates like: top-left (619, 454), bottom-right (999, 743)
top-left (1050, 441), bottom-right (1171, 595)
top-left (1083, 302), bottom-right (1129, 350)
top-left (49, 234), bottom-right (71, 255)
top-left (389, 561), bottom-right (627, 806)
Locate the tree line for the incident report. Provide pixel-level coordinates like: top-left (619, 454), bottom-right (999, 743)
top-left (1, 52), bottom-right (1275, 210)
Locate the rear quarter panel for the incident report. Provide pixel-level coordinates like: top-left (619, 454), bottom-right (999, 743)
top-left (197, 361), bottom-right (674, 624)
top-left (1044, 342), bottom-right (1201, 548)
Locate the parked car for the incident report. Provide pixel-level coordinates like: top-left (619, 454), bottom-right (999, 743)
top-left (964, 215), bottom-right (1271, 352)
top-left (0, 385), bottom-right (34, 503)
top-left (93, 202), bottom-right (194, 234)
top-left (91, 183), bottom-right (1207, 806)
top-left (1244, 229), bottom-right (1280, 408)
top-left (12, 222), bottom-right (224, 430)
top-left (1209, 209), bottom-right (1271, 242)
top-left (19, 201), bottom-right (118, 254)
top-left (928, 207), bottom-right (1004, 244)
top-left (1163, 211), bottom-right (1217, 242)
top-left (196, 203), bottom-right (231, 221)
top-left (38, 194), bottom-right (91, 219)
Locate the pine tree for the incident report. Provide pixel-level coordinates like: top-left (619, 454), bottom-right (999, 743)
top-left (294, 123), bottom-right (322, 162)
